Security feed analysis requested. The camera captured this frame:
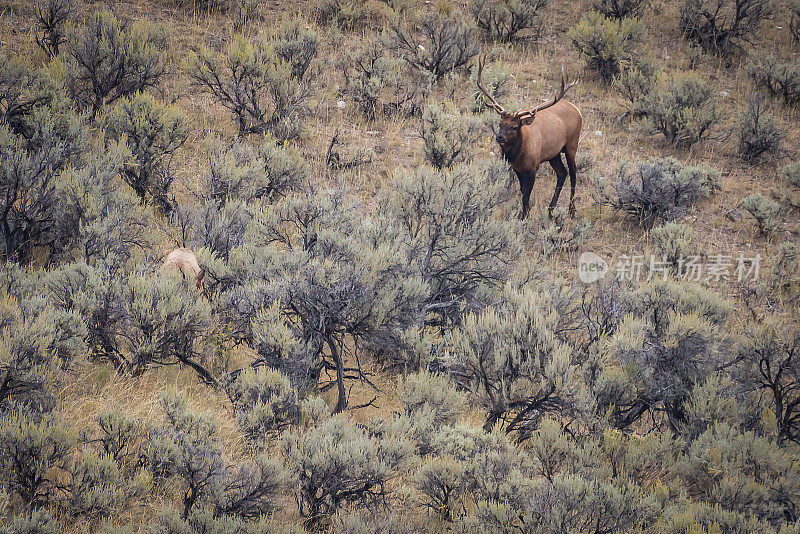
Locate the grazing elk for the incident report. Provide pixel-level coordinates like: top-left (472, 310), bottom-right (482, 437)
top-left (162, 248), bottom-right (205, 290)
top-left (477, 57), bottom-right (582, 218)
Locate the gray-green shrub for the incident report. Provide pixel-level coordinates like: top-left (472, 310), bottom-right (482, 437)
top-left (224, 367), bottom-right (300, 445)
top-left (738, 94), bottom-right (782, 163)
top-left (69, 449), bottom-right (126, 519)
top-left (34, 0), bottom-right (74, 57)
top-left (391, 11), bottom-right (479, 80)
top-left (148, 391), bottom-right (286, 519)
top-left (444, 283), bottom-right (580, 436)
top-left (0, 410), bottom-right (75, 507)
top-left (272, 18), bottom-right (320, 81)
top-left (66, 10), bottom-right (168, 118)
top-left (102, 93), bottom-right (189, 212)
top-left (0, 106), bottom-right (88, 263)
top-left (592, 0), bottom-right (647, 18)
top-left (225, 188), bottom-right (423, 411)
top-left (420, 100), bottom-right (483, 169)
top-left (679, 0), bottom-right (772, 55)
top-left (736, 318), bottom-right (800, 445)
top-left (380, 159), bottom-right (520, 333)
top-left (791, 0), bottom-right (800, 42)
top-left (593, 279), bottom-right (732, 429)
top-left (747, 54), bottom-right (800, 106)
top-left (184, 34), bottom-right (312, 139)
top-left (340, 35), bottom-right (423, 118)
top-left (471, 0), bottom-right (548, 42)
top-left (283, 416), bottom-right (411, 524)
top-left (569, 13), bottom-right (644, 84)
top-left (740, 192), bottom-right (780, 235)
top-left (597, 157), bottom-right (719, 227)
top-left (651, 221), bottom-right (694, 266)
top-left (640, 72), bottom-right (720, 147)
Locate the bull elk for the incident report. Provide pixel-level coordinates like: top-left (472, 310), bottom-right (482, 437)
top-left (477, 57), bottom-right (582, 218)
top-left (162, 248), bottom-right (205, 290)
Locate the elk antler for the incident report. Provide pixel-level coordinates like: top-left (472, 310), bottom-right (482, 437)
top-left (476, 55), bottom-right (507, 116)
top-left (515, 63), bottom-right (577, 120)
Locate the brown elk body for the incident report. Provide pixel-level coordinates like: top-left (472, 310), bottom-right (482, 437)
top-left (162, 248), bottom-right (205, 290)
top-left (477, 57), bottom-right (583, 218)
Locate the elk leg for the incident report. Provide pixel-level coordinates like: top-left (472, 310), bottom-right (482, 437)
top-left (516, 170), bottom-right (535, 219)
top-left (565, 149), bottom-right (578, 217)
top-left (548, 156), bottom-right (568, 218)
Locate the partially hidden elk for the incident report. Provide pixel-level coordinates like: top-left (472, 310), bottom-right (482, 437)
top-left (162, 248), bottom-right (205, 290)
top-left (477, 57), bottom-right (582, 219)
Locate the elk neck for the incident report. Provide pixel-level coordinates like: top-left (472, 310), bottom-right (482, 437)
top-left (502, 138), bottom-right (523, 165)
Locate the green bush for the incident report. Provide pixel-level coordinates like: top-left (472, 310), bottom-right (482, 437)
top-left (783, 161), bottom-right (800, 190)
top-left (471, 0), bottom-right (548, 42)
top-left (226, 188), bottom-right (423, 411)
top-left (69, 449), bottom-right (126, 519)
top-left (740, 192), bottom-right (780, 235)
top-left (314, 0), bottom-right (370, 31)
top-left (679, 0), bottom-right (772, 55)
top-left (66, 10), bottom-right (168, 118)
top-left (272, 18), bottom-right (320, 81)
top-left (124, 270), bottom-right (212, 380)
top-left (0, 278), bottom-right (86, 412)
top-left (613, 57), bottom-right (657, 116)
top-left (0, 410), bottom-right (75, 507)
top-left (444, 283), bottom-right (580, 437)
top-left (674, 423), bottom-right (800, 525)
top-left (398, 371), bottom-right (466, 427)
top-left (184, 33), bottom-right (312, 139)
top-left (569, 13), bottom-right (644, 84)
top-left (102, 93), bottom-right (189, 212)
top-left (283, 416), bottom-right (411, 524)
top-left (592, 0), bottom-right (647, 18)
top-left (747, 54), bottom-right (800, 107)
top-left (1, 509), bottom-right (60, 534)
top-left (597, 157), bottom-right (719, 227)
top-left (420, 100), bottom-right (483, 169)
top-left (380, 159), bottom-right (520, 334)
top-left (594, 279), bottom-right (732, 429)
top-left (391, 11), bottom-right (479, 80)
top-left (791, 0), bottom-right (800, 42)
top-left (781, 161), bottom-right (800, 210)
top-left (34, 0), bottom-right (74, 57)
top-left (767, 241), bottom-right (800, 304)
top-left (205, 134), bottom-right (309, 205)
top-left (639, 71), bottom-right (720, 147)
top-left (468, 60), bottom-right (512, 114)
top-left (527, 206), bottom-right (593, 258)
top-left (738, 94), bottom-right (782, 163)
top-left (224, 367), bottom-right (300, 446)
top-left (331, 511), bottom-right (416, 534)
top-left (149, 507), bottom-right (304, 534)
top-left (651, 221), bottom-right (694, 266)
top-left (0, 106), bottom-right (88, 263)
top-left (340, 35), bottom-right (424, 118)
top-left (97, 410), bottom-right (142, 469)
top-left (148, 391), bottom-right (286, 519)
top-left (736, 319), bottom-right (800, 445)
top-left (415, 456), bottom-right (467, 520)
top-left (52, 145), bottom-right (154, 264)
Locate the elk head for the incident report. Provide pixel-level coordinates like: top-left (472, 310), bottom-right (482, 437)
top-left (477, 55), bottom-right (576, 156)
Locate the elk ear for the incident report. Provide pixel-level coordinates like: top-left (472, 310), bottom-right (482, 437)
top-left (520, 114), bottom-right (535, 126)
